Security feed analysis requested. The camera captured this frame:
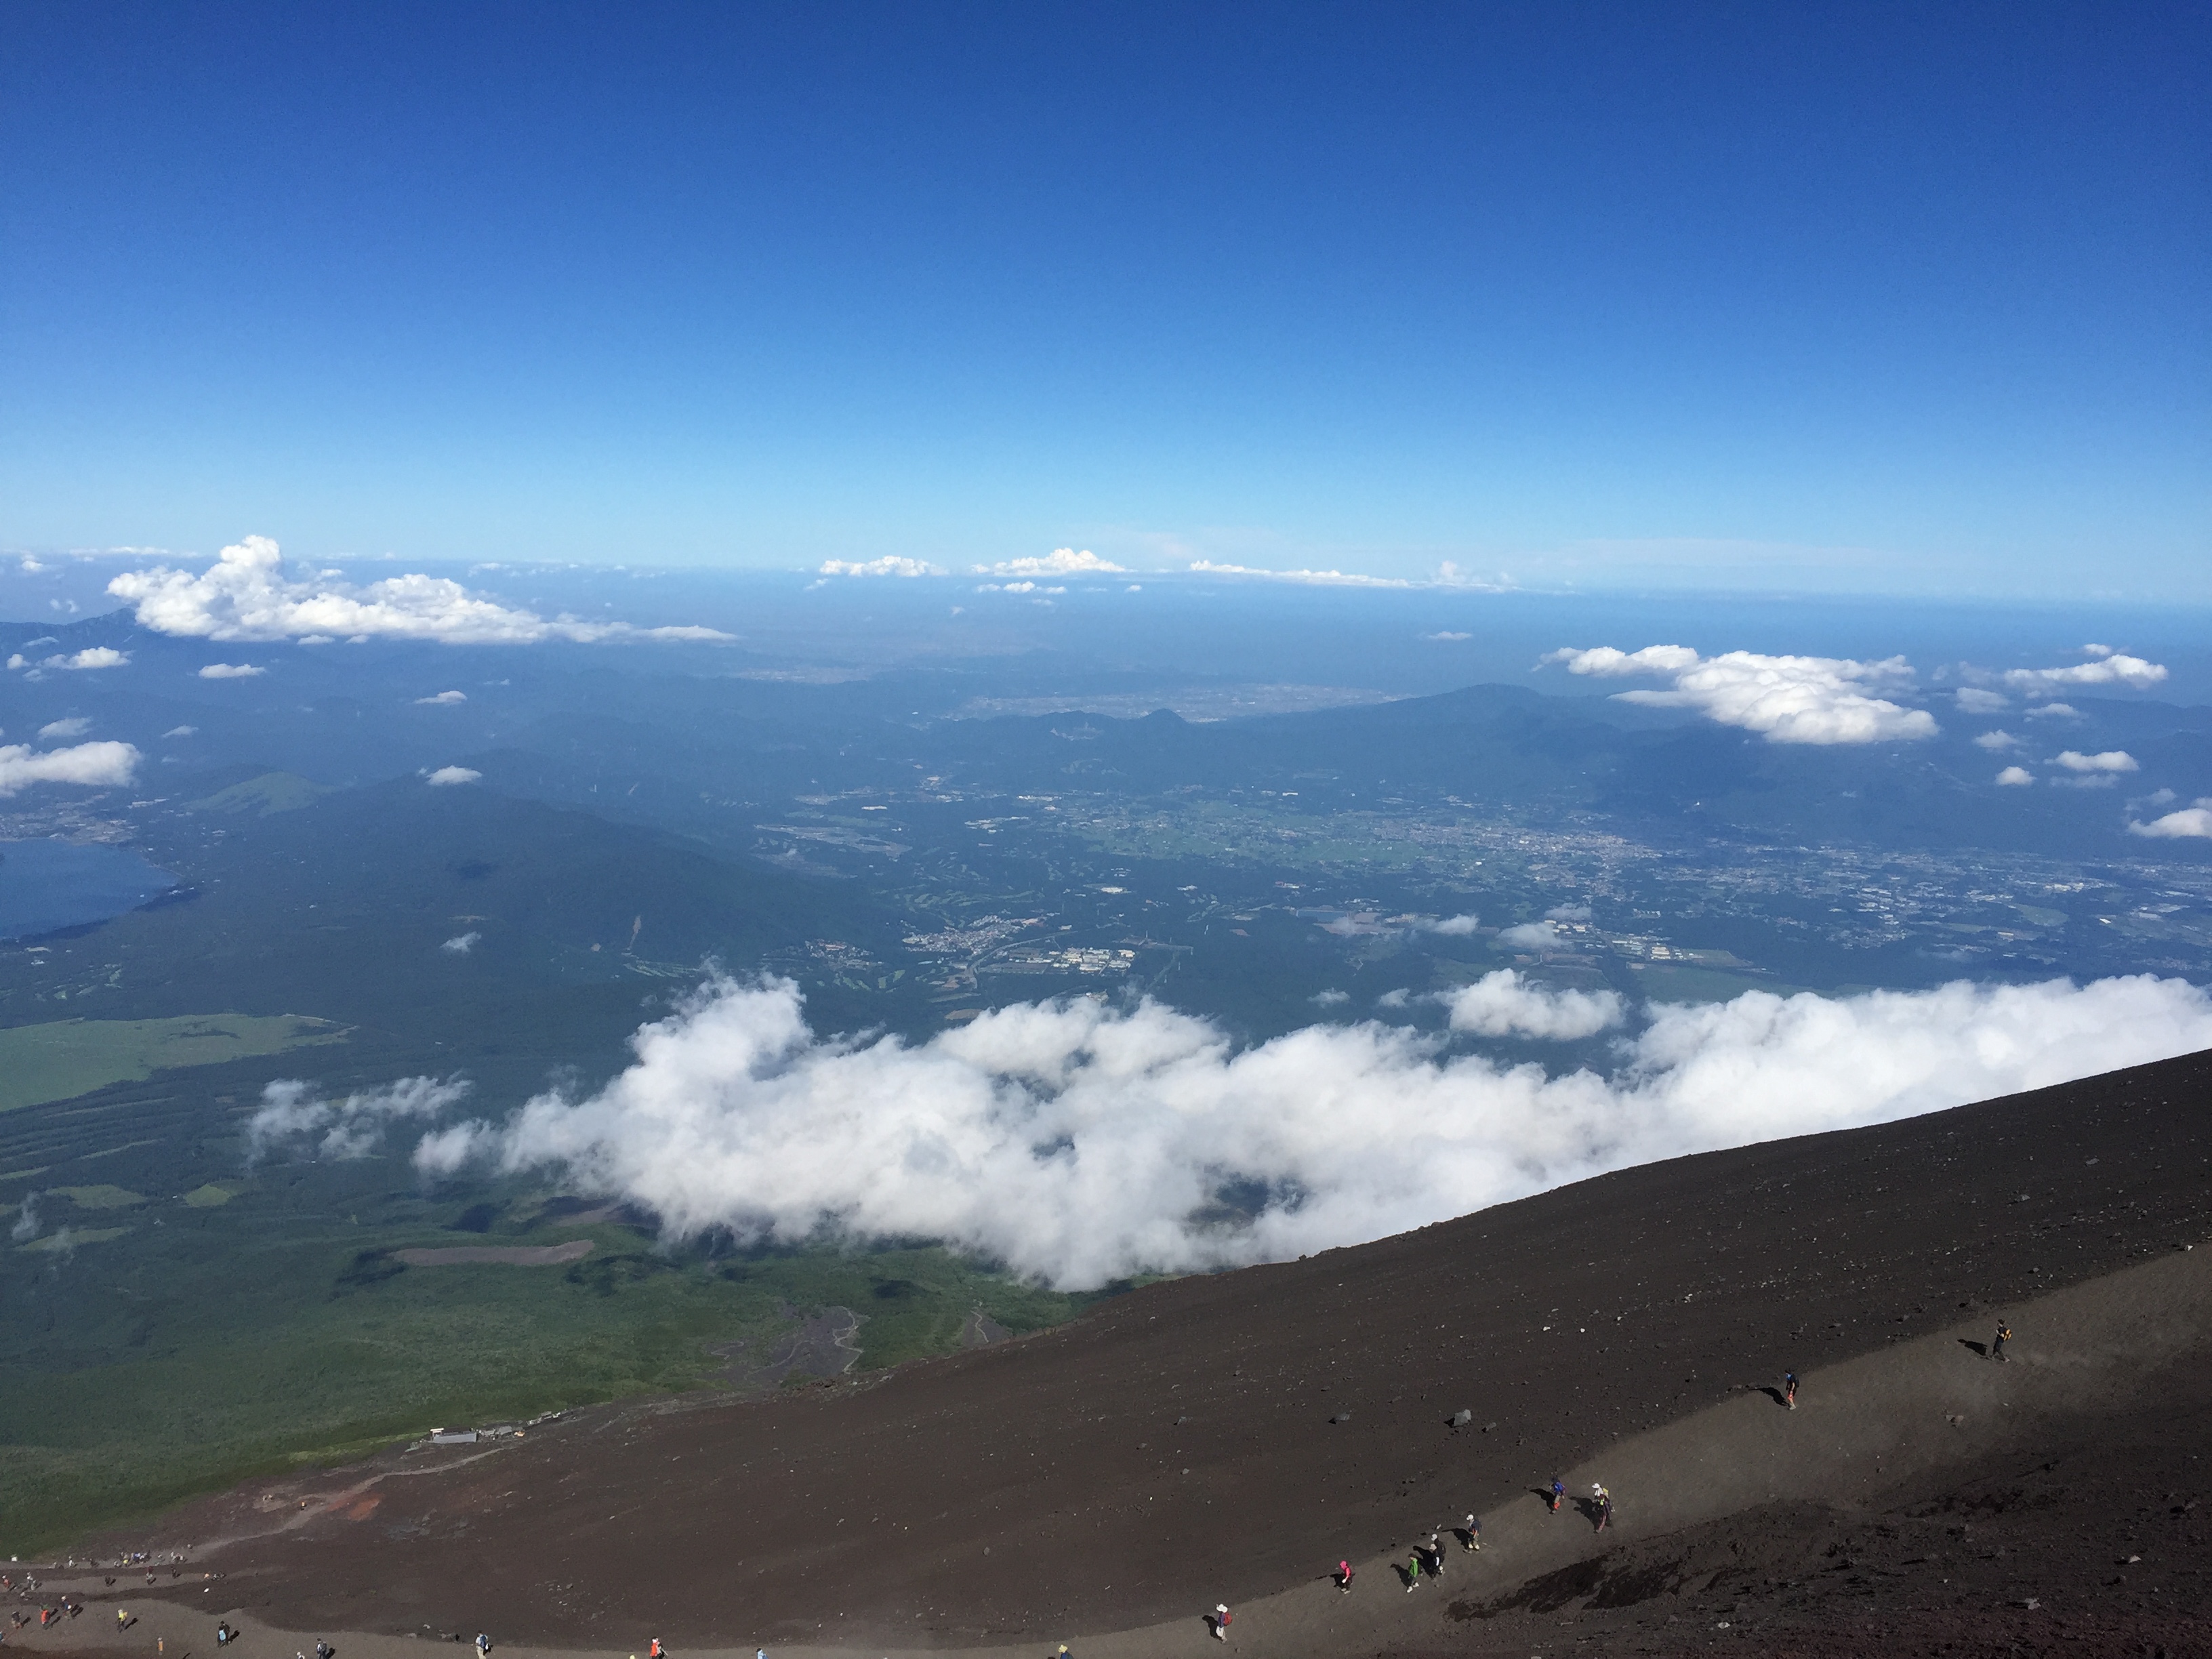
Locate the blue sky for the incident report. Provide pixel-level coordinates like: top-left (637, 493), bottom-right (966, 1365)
top-left (3, 1), bottom-right (2205, 596)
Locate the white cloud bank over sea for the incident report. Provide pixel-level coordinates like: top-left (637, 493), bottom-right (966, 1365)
top-left (111, 536), bottom-right (731, 644)
top-left (388, 970), bottom-right (2212, 1289)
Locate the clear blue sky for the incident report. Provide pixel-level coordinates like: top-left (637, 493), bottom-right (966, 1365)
top-left (3, 1), bottom-right (2205, 596)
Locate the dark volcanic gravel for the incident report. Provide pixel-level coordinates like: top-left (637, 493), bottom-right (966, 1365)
top-left (120, 1049), bottom-right (2212, 1653)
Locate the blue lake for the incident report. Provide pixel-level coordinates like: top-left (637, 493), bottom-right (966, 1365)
top-left (0, 839), bottom-right (181, 941)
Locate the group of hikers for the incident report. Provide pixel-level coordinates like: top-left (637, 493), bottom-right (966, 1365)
top-left (12, 1333), bottom-right (2035, 1658)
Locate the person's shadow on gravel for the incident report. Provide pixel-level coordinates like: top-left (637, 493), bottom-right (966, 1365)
top-left (1757, 1385), bottom-right (1788, 1407)
top-left (1958, 1338), bottom-right (1988, 1357)
top-left (1527, 1486), bottom-right (1557, 1507)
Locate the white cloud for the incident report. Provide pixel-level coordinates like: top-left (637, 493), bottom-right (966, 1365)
top-left (1442, 970), bottom-right (1623, 1040)
top-left (19, 556), bottom-right (45, 573)
top-left (9, 647), bottom-right (129, 674)
top-left (2003, 651), bottom-right (2167, 694)
top-left (198, 662), bottom-right (264, 679)
top-left (1543, 646), bottom-right (1937, 745)
top-left (415, 690), bottom-right (467, 705)
top-left (1312, 989), bottom-right (1351, 1006)
top-left (1973, 730), bottom-right (2021, 751)
top-left (1954, 687), bottom-right (2009, 714)
top-left (977, 581), bottom-right (1040, 594)
top-left (1187, 560), bottom-right (1415, 588)
top-left (977, 548), bottom-right (1124, 577)
top-left (2051, 750), bottom-right (2139, 774)
top-left (442, 932), bottom-right (482, 954)
top-left (1544, 645), bottom-right (1703, 677)
top-left (817, 556), bottom-right (947, 578)
top-left (2129, 802), bottom-right (2212, 840)
top-left (248, 1075), bottom-right (471, 1163)
top-left (111, 535), bottom-right (731, 644)
top-left (1496, 920), bottom-right (1560, 949)
top-left (2024, 702), bottom-right (2081, 720)
top-left (163, 725), bottom-right (197, 738)
top-left (424, 766), bottom-right (481, 786)
top-left (1423, 631), bottom-right (1472, 642)
top-left (1995, 766), bottom-right (2035, 786)
top-left (411, 972), bottom-right (2212, 1290)
top-left (39, 717), bottom-right (91, 740)
top-left (1425, 914), bottom-right (1481, 937)
top-left (1544, 903), bottom-right (1593, 922)
top-left (0, 740), bottom-right (139, 796)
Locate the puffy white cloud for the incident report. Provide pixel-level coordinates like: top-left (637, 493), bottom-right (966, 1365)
top-left (1954, 687), bottom-right (2010, 714)
top-left (1543, 645), bottom-right (1937, 745)
top-left (1995, 766), bottom-right (2035, 786)
top-left (441, 932), bottom-right (482, 954)
top-left (1187, 560), bottom-right (1415, 588)
top-left (198, 662), bottom-right (264, 679)
top-left (2051, 750), bottom-right (2139, 774)
top-left (39, 717), bottom-right (91, 740)
top-left (2004, 651), bottom-right (2167, 694)
top-left (1422, 631), bottom-right (1472, 642)
top-left (1544, 644), bottom-right (1702, 677)
top-left (977, 548), bottom-right (1124, 577)
top-left (415, 690), bottom-right (467, 705)
top-left (1443, 970), bottom-right (1623, 1040)
top-left (0, 740), bottom-right (139, 796)
top-left (412, 972), bottom-right (2212, 1290)
top-left (2129, 800), bottom-right (2212, 840)
top-left (1425, 914), bottom-right (1481, 937)
top-left (817, 556), bottom-right (947, 578)
top-left (1497, 920), bottom-right (1559, 949)
top-left (424, 766), bottom-right (481, 786)
top-left (1544, 903), bottom-right (1593, 922)
top-left (2024, 702), bottom-right (2081, 720)
top-left (110, 535), bottom-right (731, 644)
top-left (163, 725), bottom-right (197, 738)
top-left (1973, 729), bottom-right (2021, 751)
top-left (9, 647), bottom-right (128, 674)
top-left (249, 1075), bottom-right (470, 1163)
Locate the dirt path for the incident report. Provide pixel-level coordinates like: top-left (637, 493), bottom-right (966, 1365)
top-left (19, 1246), bottom-right (2205, 1659)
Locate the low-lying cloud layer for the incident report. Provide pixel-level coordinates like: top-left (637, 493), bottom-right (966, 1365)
top-left (817, 556), bottom-right (947, 578)
top-left (1544, 646), bottom-right (1938, 744)
top-left (7, 646), bottom-right (129, 674)
top-left (410, 971), bottom-right (2212, 1288)
top-left (1441, 969), bottom-right (1622, 1040)
top-left (112, 537), bottom-right (730, 644)
top-left (2002, 646), bottom-right (2167, 694)
top-left (1186, 560), bottom-right (1416, 588)
top-left (249, 1075), bottom-right (472, 1163)
top-left (977, 548), bottom-right (1124, 577)
top-left (2131, 799), bottom-right (2212, 840)
top-left (0, 739), bottom-right (138, 796)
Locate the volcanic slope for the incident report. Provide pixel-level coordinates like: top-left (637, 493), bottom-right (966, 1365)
top-left (110, 1048), bottom-right (2212, 1651)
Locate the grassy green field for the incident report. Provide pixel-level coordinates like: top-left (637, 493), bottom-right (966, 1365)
top-left (0, 1052), bottom-right (1094, 1556)
top-left (0, 1015), bottom-right (347, 1113)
